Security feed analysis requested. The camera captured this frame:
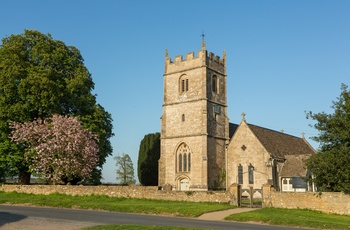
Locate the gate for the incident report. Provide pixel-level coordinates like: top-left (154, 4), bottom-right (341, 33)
top-left (238, 186), bottom-right (262, 208)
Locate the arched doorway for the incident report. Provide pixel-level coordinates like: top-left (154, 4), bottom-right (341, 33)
top-left (179, 178), bottom-right (189, 191)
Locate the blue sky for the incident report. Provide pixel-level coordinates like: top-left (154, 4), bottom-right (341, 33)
top-left (1, 1), bottom-right (349, 183)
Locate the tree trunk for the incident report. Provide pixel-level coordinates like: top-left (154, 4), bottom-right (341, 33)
top-left (18, 171), bottom-right (31, 185)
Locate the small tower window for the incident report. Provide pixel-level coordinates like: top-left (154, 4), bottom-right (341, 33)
top-left (212, 75), bottom-right (218, 93)
top-left (180, 75), bottom-right (189, 93)
top-left (182, 114), bottom-right (185, 122)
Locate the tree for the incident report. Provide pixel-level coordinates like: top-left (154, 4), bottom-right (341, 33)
top-left (0, 30), bottom-right (113, 184)
top-left (306, 83), bottom-right (350, 193)
top-left (114, 153), bottom-right (135, 185)
top-left (137, 132), bottom-right (160, 186)
top-left (10, 115), bottom-right (99, 184)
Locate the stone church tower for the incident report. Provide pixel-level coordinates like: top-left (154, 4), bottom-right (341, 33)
top-left (158, 42), bottom-right (229, 191)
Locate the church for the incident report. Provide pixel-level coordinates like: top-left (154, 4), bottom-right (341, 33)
top-left (158, 42), bottom-right (316, 192)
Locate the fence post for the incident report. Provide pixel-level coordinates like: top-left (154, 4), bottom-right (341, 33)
top-left (249, 186), bottom-right (253, 208)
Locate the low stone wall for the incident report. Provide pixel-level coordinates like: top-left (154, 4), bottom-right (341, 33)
top-left (0, 184), bottom-right (232, 203)
top-left (2, 184), bottom-right (349, 215)
top-left (262, 184), bottom-right (350, 215)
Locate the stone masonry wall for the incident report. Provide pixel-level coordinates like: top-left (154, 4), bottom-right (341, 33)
top-left (0, 185), bottom-right (231, 203)
top-left (262, 184), bottom-right (350, 215)
top-left (1, 184), bottom-right (349, 215)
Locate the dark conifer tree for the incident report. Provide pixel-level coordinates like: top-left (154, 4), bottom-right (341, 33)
top-left (137, 132), bottom-right (160, 186)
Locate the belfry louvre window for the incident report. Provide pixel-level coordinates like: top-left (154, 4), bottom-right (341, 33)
top-left (212, 75), bottom-right (218, 93)
top-left (177, 143), bottom-right (191, 172)
top-left (180, 76), bottom-right (189, 93)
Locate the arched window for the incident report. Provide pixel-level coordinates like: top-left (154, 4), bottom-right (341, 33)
top-left (177, 143), bottom-right (191, 172)
top-left (180, 75), bottom-right (189, 93)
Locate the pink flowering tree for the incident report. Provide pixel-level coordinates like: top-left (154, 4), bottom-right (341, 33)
top-left (10, 114), bottom-right (99, 184)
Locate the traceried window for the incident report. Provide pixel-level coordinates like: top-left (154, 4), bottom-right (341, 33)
top-left (177, 143), bottom-right (191, 172)
top-left (238, 164), bottom-right (243, 184)
top-left (180, 75), bottom-right (189, 93)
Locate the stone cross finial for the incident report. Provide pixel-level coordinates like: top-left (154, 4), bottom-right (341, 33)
top-left (301, 132), bottom-right (305, 139)
top-left (165, 49), bottom-right (168, 58)
top-left (241, 112), bottom-right (246, 121)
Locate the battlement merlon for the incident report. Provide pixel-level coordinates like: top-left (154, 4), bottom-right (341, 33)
top-left (164, 48), bottom-right (226, 74)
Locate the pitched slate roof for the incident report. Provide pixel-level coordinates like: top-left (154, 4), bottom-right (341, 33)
top-left (279, 154), bottom-right (310, 177)
top-left (246, 123), bottom-right (316, 159)
top-left (229, 123), bottom-right (239, 139)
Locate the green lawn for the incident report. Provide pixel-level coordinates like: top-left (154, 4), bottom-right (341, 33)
top-left (225, 207), bottom-right (350, 230)
top-left (0, 191), bottom-right (231, 217)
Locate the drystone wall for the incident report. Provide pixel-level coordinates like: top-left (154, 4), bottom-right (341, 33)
top-left (1, 184), bottom-right (349, 215)
top-left (0, 185), bottom-right (231, 203)
top-left (262, 184), bottom-right (350, 215)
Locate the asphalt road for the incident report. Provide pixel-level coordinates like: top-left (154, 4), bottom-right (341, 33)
top-left (0, 205), bottom-right (309, 230)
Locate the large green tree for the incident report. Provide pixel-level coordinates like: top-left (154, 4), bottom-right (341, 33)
top-left (306, 83), bottom-right (350, 193)
top-left (137, 132), bottom-right (160, 186)
top-left (0, 30), bottom-right (113, 184)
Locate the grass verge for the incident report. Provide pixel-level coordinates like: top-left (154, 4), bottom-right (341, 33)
top-left (225, 207), bottom-right (350, 230)
top-left (0, 191), bottom-right (232, 217)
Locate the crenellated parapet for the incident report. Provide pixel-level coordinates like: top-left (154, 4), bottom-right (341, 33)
top-left (164, 46), bottom-right (226, 75)
top-left (208, 51), bottom-right (226, 66)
